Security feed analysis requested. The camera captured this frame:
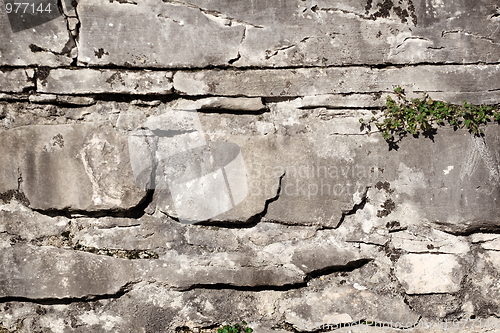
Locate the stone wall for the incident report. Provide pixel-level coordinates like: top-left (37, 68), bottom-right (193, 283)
top-left (1, 0), bottom-right (500, 332)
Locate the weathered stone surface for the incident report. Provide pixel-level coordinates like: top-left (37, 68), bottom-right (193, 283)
top-left (25, 94), bottom-right (96, 107)
top-left (195, 104), bottom-right (500, 229)
top-left (50, 215), bottom-right (370, 288)
top-left (28, 93), bottom-right (57, 103)
top-left (391, 226), bottom-right (470, 254)
top-left (77, 0), bottom-right (245, 68)
top-left (0, 201), bottom-right (68, 241)
top-left (37, 68), bottom-right (173, 95)
top-left (0, 123), bottom-right (145, 211)
top-left (0, 93), bottom-right (29, 102)
top-left (469, 251), bottom-right (500, 317)
top-left (0, 69), bottom-right (34, 93)
top-left (281, 285), bottom-right (419, 331)
top-left (0, 10), bottom-right (73, 66)
top-left (395, 254), bottom-right (464, 294)
top-left (173, 65), bottom-right (500, 97)
top-left (471, 234), bottom-right (500, 251)
top-left (56, 95), bottom-right (96, 106)
top-left (0, 244), bottom-right (135, 299)
top-left (77, 0), bottom-right (500, 68)
top-left (194, 97), bottom-right (266, 112)
top-left (2, 99), bottom-right (498, 230)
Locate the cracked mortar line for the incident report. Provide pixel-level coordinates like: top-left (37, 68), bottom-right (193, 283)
top-left (442, 30), bottom-right (499, 45)
top-left (163, 0), bottom-right (263, 28)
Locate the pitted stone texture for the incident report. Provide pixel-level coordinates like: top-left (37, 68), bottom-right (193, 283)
top-left (0, 284), bottom-right (284, 332)
top-left (0, 11), bottom-right (72, 66)
top-left (2, 100), bottom-right (497, 231)
top-left (0, 69), bottom-right (34, 93)
top-left (193, 108), bottom-right (500, 229)
top-left (76, 0), bottom-right (500, 68)
top-left (0, 124), bottom-right (146, 211)
top-left (471, 234), bottom-right (500, 251)
top-left (62, 217), bottom-right (370, 289)
top-left (281, 285), bottom-right (419, 331)
top-left (77, 0), bottom-right (244, 68)
top-left (0, 202), bottom-right (69, 241)
top-left (173, 65), bottom-right (500, 97)
top-left (395, 254), bottom-right (464, 294)
top-left (469, 251), bottom-right (500, 316)
top-left (37, 69), bottom-right (173, 95)
top-left (391, 226), bottom-right (470, 254)
top-left (0, 244), bottom-right (135, 299)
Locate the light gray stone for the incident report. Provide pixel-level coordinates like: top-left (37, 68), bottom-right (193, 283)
top-left (28, 93), bottom-right (57, 103)
top-left (0, 69), bottom-right (34, 93)
top-left (333, 319), bottom-right (500, 333)
top-left (56, 95), bottom-right (96, 106)
top-left (37, 68), bottom-right (173, 95)
top-left (0, 93), bottom-right (29, 101)
top-left (77, 0), bottom-right (245, 67)
top-left (0, 124), bottom-right (146, 211)
top-left (0, 244), bottom-right (135, 299)
top-left (391, 226), bottom-right (470, 254)
top-left (0, 10), bottom-right (73, 66)
top-left (173, 65), bottom-right (500, 97)
top-left (76, 0), bottom-right (500, 68)
top-left (395, 254), bottom-right (464, 294)
top-left (469, 251), bottom-right (500, 317)
top-left (281, 285), bottom-right (419, 331)
top-left (194, 97), bottom-right (266, 112)
top-left (58, 216), bottom-right (369, 288)
top-left (191, 105), bottom-right (500, 229)
top-left (0, 201), bottom-right (69, 241)
top-left (470, 234), bottom-right (500, 251)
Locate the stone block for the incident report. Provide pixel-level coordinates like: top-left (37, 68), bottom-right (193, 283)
top-left (0, 69), bottom-right (34, 93)
top-left (395, 254), bottom-right (464, 294)
top-left (37, 68), bottom-right (173, 95)
top-left (0, 124), bottom-right (146, 211)
top-left (173, 65), bottom-right (500, 97)
top-left (0, 9), bottom-right (72, 66)
top-left (0, 244), bottom-right (135, 299)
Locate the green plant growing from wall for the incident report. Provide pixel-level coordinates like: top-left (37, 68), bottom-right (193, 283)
top-left (217, 321), bottom-right (253, 333)
top-left (359, 87), bottom-right (500, 149)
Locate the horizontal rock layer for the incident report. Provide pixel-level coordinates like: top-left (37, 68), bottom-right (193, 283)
top-left (1, 0), bottom-right (500, 331)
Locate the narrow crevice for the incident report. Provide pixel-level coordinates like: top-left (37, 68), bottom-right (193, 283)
top-left (32, 188), bottom-right (154, 219)
top-left (432, 222), bottom-right (500, 237)
top-left (298, 105), bottom-right (383, 110)
top-left (228, 52), bottom-right (241, 65)
top-left (177, 281), bottom-right (308, 292)
top-left (93, 93), bottom-right (179, 103)
top-left (178, 258), bottom-right (372, 292)
top-left (175, 324), bottom-right (220, 333)
top-left (319, 186), bottom-right (370, 230)
top-left (70, 0), bottom-right (81, 66)
top-left (2, 60), bottom-right (500, 74)
top-left (0, 281), bottom-right (137, 305)
top-left (441, 30), bottom-right (499, 45)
